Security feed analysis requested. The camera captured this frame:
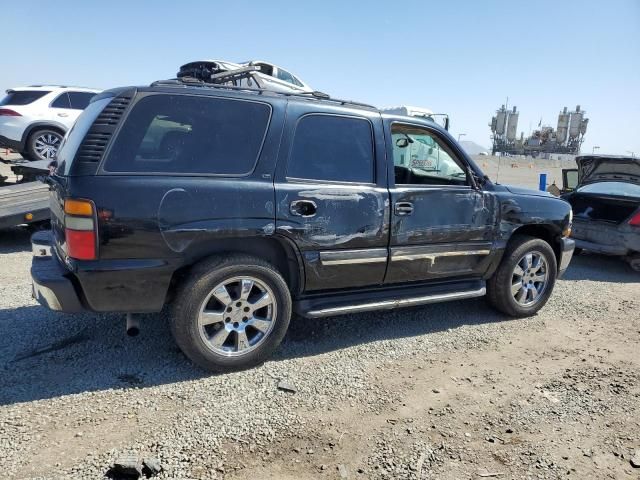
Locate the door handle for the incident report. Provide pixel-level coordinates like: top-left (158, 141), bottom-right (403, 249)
top-left (57, 113), bottom-right (68, 117)
top-left (290, 200), bottom-right (317, 217)
top-left (394, 202), bottom-right (414, 216)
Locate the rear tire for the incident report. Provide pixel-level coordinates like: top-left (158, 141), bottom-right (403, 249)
top-left (171, 255), bottom-right (292, 372)
top-left (487, 235), bottom-right (558, 317)
top-left (628, 253), bottom-right (640, 272)
top-left (27, 129), bottom-right (64, 161)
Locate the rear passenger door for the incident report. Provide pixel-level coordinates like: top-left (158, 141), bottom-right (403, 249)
top-left (274, 102), bottom-right (390, 291)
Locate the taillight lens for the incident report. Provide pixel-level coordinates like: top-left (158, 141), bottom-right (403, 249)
top-left (629, 211), bottom-right (640, 227)
top-left (64, 199), bottom-right (97, 260)
top-left (0, 108), bottom-right (21, 116)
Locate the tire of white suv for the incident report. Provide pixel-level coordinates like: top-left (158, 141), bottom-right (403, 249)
top-left (171, 255), bottom-right (292, 372)
top-left (486, 234), bottom-right (558, 317)
top-left (27, 128), bottom-right (64, 161)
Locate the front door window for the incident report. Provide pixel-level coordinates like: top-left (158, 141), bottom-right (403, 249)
top-left (391, 124), bottom-right (467, 186)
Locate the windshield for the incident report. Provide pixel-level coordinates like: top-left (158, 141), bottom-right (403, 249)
top-left (577, 181), bottom-right (640, 198)
top-left (55, 96), bottom-right (112, 175)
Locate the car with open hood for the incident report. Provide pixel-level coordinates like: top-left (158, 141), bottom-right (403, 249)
top-left (562, 155), bottom-right (640, 271)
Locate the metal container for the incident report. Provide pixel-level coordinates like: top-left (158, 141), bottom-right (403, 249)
top-left (556, 106), bottom-right (570, 144)
top-left (495, 108), bottom-right (507, 135)
top-left (569, 105), bottom-right (583, 139)
top-left (580, 118), bottom-right (589, 135)
top-left (506, 107), bottom-right (519, 141)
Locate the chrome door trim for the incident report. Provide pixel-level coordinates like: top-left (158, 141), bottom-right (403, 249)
top-left (390, 243), bottom-right (492, 263)
top-left (319, 248), bottom-right (388, 266)
top-left (306, 287), bottom-right (486, 318)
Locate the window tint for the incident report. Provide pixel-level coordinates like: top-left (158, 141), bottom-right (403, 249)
top-left (391, 124), bottom-right (467, 186)
top-left (104, 94), bottom-right (271, 175)
top-left (288, 115), bottom-right (374, 183)
top-left (68, 91), bottom-right (96, 109)
top-left (0, 90), bottom-right (50, 106)
top-left (51, 93), bottom-right (71, 109)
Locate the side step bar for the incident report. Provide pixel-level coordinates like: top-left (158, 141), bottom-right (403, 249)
top-left (299, 285), bottom-right (486, 318)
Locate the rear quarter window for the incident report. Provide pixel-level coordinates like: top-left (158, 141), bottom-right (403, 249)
top-left (103, 94), bottom-right (271, 175)
top-left (0, 90), bottom-right (50, 106)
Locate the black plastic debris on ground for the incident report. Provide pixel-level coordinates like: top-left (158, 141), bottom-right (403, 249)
top-left (106, 456), bottom-right (162, 479)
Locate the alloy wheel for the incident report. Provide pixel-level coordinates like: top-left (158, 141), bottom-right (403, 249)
top-left (198, 276), bottom-right (277, 357)
top-left (511, 251), bottom-right (549, 306)
top-left (33, 132), bottom-right (62, 160)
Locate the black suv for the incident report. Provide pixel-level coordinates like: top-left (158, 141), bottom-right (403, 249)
top-left (31, 82), bottom-right (574, 371)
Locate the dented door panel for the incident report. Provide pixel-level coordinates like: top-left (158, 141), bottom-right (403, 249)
top-left (386, 187), bottom-right (498, 283)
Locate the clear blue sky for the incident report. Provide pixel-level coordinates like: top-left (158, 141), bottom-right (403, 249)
top-left (3, 0), bottom-right (639, 155)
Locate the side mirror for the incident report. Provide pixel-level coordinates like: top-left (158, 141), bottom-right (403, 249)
top-left (395, 138), bottom-right (409, 148)
top-left (444, 116), bottom-right (450, 131)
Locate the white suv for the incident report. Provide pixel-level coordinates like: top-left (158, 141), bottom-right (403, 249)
top-left (0, 85), bottom-right (101, 161)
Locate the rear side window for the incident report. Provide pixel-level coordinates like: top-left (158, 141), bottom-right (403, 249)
top-left (104, 94), bottom-right (271, 175)
top-left (287, 114), bottom-right (374, 183)
top-left (68, 92), bottom-right (96, 109)
top-left (51, 93), bottom-right (71, 109)
top-left (0, 90), bottom-right (49, 106)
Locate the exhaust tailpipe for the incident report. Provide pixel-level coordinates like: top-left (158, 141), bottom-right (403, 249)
top-left (126, 313), bottom-right (140, 337)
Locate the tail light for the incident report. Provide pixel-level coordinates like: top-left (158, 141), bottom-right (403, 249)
top-left (64, 199), bottom-right (97, 260)
top-left (0, 108), bottom-right (21, 116)
top-left (629, 211), bottom-right (640, 227)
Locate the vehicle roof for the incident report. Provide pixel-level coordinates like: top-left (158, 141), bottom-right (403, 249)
top-left (144, 80), bottom-right (379, 111)
top-left (137, 81), bottom-right (451, 135)
top-left (8, 85), bottom-right (101, 93)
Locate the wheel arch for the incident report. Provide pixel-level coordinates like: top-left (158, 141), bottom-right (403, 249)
top-left (21, 122), bottom-right (67, 146)
top-left (168, 235), bottom-right (305, 302)
top-left (510, 224), bottom-right (563, 266)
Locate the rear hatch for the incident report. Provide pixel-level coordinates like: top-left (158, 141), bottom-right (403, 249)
top-left (48, 90), bottom-right (134, 262)
top-left (567, 155), bottom-right (640, 226)
top-left (575, 155), bottom-right (640, 185)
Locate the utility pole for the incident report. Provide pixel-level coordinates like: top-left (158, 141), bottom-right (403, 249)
top-left (457, 133), bottom-right (466, 142)
top-left (592, 146), bottom-right (600, 154)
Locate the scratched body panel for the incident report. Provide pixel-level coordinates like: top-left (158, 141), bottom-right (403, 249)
top-left (273, 100), bottom-right (390, 291)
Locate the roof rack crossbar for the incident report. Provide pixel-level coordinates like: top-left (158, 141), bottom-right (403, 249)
top-left (149, 77), bottom-right (377, 110)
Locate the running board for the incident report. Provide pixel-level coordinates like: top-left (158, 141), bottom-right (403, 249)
top-left (296, 281), bottom-right (486, 318)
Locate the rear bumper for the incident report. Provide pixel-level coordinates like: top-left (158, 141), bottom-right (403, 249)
top-left (30, 230), bottom-right (175, 313)
top-left (557, 237), bottom-right (574, 278)
top-left (31, 233), bottom-right (85, 313)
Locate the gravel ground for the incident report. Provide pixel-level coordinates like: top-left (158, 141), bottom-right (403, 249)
top-left (1, 196), bottom-right (639, 478)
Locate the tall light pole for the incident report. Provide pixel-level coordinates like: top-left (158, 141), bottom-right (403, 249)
top-left (592, 146), bottom-right (600, 154)
top-left (457, 133), bottom-right (466, 142)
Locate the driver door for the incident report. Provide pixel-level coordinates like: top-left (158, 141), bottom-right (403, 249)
top-left (384, 121), bottom-right (497, 284)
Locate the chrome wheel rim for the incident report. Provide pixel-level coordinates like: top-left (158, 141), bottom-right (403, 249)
top-left (198, 276), bottom-right (277, 357)
top-left (511, 251), bottom-right (549, 307)
top-left (34, 132), bottom-right (62, 160)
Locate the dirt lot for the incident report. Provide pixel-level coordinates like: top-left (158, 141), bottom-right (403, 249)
top-left (0, 225), bottom-right (639, 479)
top-left (1, 153), bottom-right (639, 479)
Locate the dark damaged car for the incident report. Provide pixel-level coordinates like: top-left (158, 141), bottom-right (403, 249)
top-left (31, 82), bottom-right (574, 372)
top-left (562, 155), bottom-right (640, 271)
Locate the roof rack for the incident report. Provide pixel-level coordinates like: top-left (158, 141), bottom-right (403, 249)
top-left (150, 76), bottom-right (377, 110)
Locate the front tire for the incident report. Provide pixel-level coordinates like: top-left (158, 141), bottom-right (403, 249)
top-left (171, 255), bottom-right (292, 372)
top-left (487, 235), bottom-right (558, 317)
